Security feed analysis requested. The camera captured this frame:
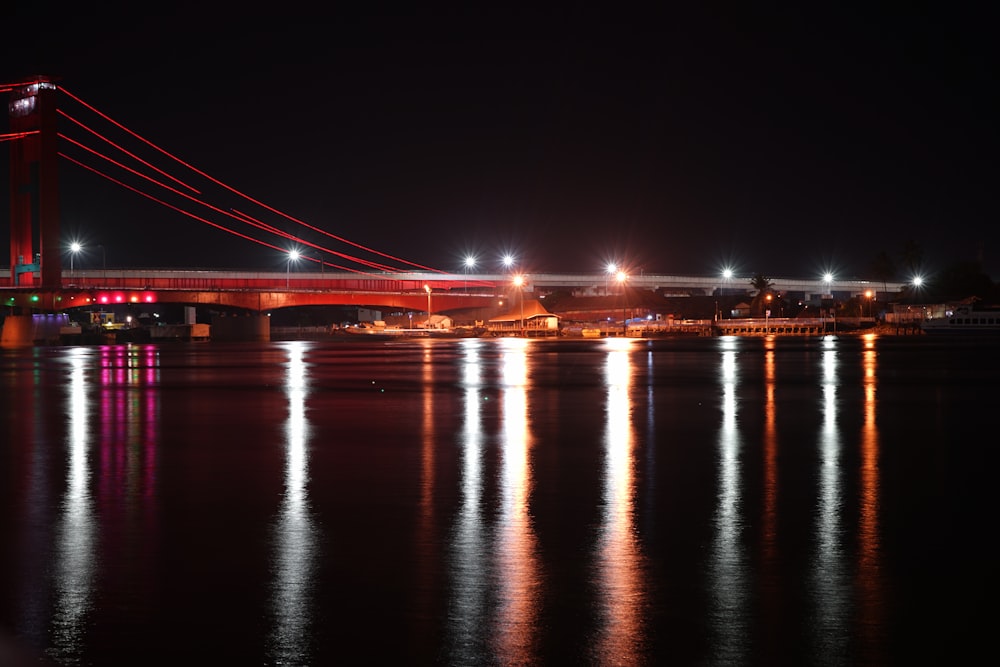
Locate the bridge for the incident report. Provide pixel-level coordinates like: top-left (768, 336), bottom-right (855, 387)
top-left (2, 76), bottom-right (906, 343)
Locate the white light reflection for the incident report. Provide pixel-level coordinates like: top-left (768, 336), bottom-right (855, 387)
top-left (593, 337), bottom-right (647, 663)
top-left (492, 337), bottom-right (541, 663)
top-left (268, 341), bottom-right (317, 665)
top-left (447, 338), bottom-right (489, 661)
top-left (709, 336), bottom-right (749, 662)
top-left (812, 336), bottom-right (848, 657)
top-left (49, 348), bottom-right (97, 664)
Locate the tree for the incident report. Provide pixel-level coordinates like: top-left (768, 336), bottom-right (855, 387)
top-left (869, 250), bottom-right (897, 294)
top-left (898, 240), bottom-right (924, 279)
top-left (749, 273), bottom-right (774, 317)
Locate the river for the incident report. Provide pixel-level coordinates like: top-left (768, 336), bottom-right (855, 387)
top-left (0, 334), bottom-right (994, 665)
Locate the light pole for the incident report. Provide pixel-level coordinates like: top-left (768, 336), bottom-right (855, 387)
top-left (69, 242), bottom-right (81, 273)
top-left (98, 244), bottom-right (106, 284)
top-left (424, 284), bottom-right (432, 329)
top-left (464, 255), bottom-right (476, 292)
top-left (287, 249), bottom-right (300, 288)
top-left (513, 275), bottom-right (525, 336)
top-left (605, 262), bottom-right (617, 296)
top-left (765, 293), bottom-right (772, 333)
top-left (616, 270), bottom-right (628, 335)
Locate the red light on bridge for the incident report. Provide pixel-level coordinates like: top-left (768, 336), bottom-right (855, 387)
top-left (95, 292), bottom-right (156, 305)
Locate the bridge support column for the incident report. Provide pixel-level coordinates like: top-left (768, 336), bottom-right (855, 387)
top-left (210, 314), bottom-right (270, 342)
top-left (1, 314), bottom-right (70, 347)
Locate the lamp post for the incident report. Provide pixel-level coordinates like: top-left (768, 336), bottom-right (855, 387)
top-left (616, 270), bottom-right (628, 335)
top-left (287, 249), bottom-right (300, 288)
top-left (513, 275), bottom-right (525, 336)
top-left (765, 293), bottom-right (772, 333)
top-left (605, 262), bottom-right (617, 296)
top-left (98, 244), bottom-right (106, 284)
top-left (424, 284), bottom-right (432, 329)
top-left (69, 242), bottom-right (81, 273)
top-left (464, 255), bottom-right (476, 292)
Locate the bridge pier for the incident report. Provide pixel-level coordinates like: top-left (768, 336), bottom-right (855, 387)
top-left (210, 313), bottom-right (270, 342)
top-left (1, 314), bottom-right (71, 347)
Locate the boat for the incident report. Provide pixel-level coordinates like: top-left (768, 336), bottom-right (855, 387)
top-left (920, 306), bottom-right (1000, 335)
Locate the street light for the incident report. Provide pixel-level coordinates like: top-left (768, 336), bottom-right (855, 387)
top-left (765, 293), bottom-right (772, 333)
top-left (98, 244), bottom-right (106, 283)
top-left (464, 255), bottom-right (476, 292)
top-left (605, 262), bottom-right (617, 296)
top-left (69, 242), bottom-right (81, 272)
top-left (287, 249), bottom-right (300, 288)
top-left (424, 284), bottom-right (432, 329)
top-left (616, 270), bottom-right (628, 335)
top-left (513, 275), bottom-right (525, 336)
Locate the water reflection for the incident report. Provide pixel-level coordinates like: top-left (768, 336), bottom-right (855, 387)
top-left (49, 349), bottom-right (97, 665)
top-left (709, 336), bottom-right (749, 662)
top-left (593, 338), bottom-right (647, 663)
top-left (812, 337), bottom-right (849, 657)
top-left (448, 338), bottom-right (490, 661)
top-left (268, 341), bottom-right (317, 665)
top-left (857, 336), bottom-right (885, 662)
top-left (492, 337), bottom-right (541, 662)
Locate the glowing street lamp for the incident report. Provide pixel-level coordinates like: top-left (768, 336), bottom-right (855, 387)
top-left (865, 289), bottom-right (873, 318)
top-left (616, 270), bottom-right (628, 335)
top-left (69, 242), bottom-right (81, 272)
top-left (464, 255), bottom-right (476, 292)
top-left (287, 249), bottom-right (300, 288)
top-left (605, 262), bottom-right (617, 296)
top-left (424, 284), bottom-right (432, 328)
top-left (513, 275), bottom-right (525, 336)
top-left (765, 293), bottom-right (772, 333)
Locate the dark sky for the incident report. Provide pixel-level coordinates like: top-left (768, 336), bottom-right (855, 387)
top-left (3, 5), bottom-right (997, 279)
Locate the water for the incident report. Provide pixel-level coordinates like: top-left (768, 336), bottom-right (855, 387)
top-left (0, 335), bottom-right (995, 665)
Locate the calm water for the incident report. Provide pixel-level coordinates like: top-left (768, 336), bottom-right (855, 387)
top-left (0, 334), bottom-right (995, 666)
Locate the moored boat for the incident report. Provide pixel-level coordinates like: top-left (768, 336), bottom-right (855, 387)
top-left (920, 307), bottom-right (1000, 335)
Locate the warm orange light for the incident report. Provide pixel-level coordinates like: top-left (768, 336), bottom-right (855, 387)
top-left (513, 275), bottom-right (524, 287)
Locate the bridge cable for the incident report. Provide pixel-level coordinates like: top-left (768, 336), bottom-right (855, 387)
top-left (58, 86), bottom-right (445, 274)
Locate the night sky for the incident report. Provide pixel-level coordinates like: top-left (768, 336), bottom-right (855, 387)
top-left (3, 6), bottom-right (997, 279)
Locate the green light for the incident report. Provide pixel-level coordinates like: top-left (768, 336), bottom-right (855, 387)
top-left (30, 295), bottom-right (39, 302)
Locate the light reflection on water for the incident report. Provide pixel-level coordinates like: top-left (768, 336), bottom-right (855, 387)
top-left (48, 349), bottom-right (97, 665)
top-left (492, 337), bottom-right (541, 663)
top-left (267, 341), bottom-right (317, 665)
top-left (4, 335), bottom-right (989, 665)
top-left (447, 338), bottom-right (489, 662)
top-left (710, 336), bottom-right (750, 662)
top-left (593, 337), bottom-right (647, 664)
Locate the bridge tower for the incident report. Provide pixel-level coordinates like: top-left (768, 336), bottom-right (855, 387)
top-left (7, 76), bottom-right (60, 287)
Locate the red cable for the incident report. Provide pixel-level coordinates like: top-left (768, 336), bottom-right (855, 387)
top-left (58, 86), bottom-right (445, 273)
top-left (59, 152), bottom-right (384, 276)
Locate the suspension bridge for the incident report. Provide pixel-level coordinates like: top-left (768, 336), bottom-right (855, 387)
top-left (1, 76), bottom-right (903, 344)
